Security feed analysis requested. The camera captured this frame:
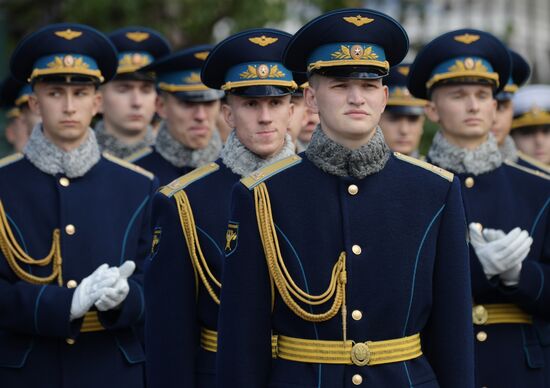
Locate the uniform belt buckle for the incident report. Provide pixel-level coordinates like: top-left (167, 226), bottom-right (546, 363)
top-left (351, 341), bottom-right (371, 366)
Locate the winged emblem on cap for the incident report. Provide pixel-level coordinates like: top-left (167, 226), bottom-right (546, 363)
top-left (343, 15), bottom-right (374, 27)
top-left (249, 36), bottom-right (278, 47)
top-left (126, 32), bottom-right (150, 42)
top-left (240, 64), bottom-right (285, 79)
top-left (454, 34), bottom-right (480, 44)
top-left (398, 66), bottom-right (410, 76)
top-left (55, 29), bottom-right (82, 40)
top-left (194, 51), bottom-right (209, 60)
top-left (449, 58), bottom-right (487, 73)
top-left (184, 72), bottom-right (202, 83)
top-left (331, 45), bottom-right (378, 61)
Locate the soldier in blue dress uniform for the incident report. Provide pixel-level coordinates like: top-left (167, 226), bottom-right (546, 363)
top-left (144, 29), bottom-right (297, 387)
top-left (216, 9), bottom-right (474, 388)
top-left (510, 84), bottom-right (550, 173)
top-left (0, 23), bottom-right (157, 388)
top-left (379, 63), bottom-right (427, 158)
top-left (408, 28), bottom-right (550, 387)
top-left (96, 26), bottom-right (171, 159)
top-left (489, 50), bottom-right (548, 173)
top-left (0, 76), bottom-right (40, 152)
top-left (127, 45), bottom-right (225, 185)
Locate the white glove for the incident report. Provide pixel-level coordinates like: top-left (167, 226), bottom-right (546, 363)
top-left (469, 223), bottom-right (532, 285)
top-left (70, 264), bottom-right (119, 320)
top-left (95, 261), bottom-right (136, 312)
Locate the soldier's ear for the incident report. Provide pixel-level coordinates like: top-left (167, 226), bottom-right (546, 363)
top-left (27, 92), bottom-right (41, 116)
top-left (221, 102), bottom-right (235, 129)
top-left (304, 86), bottom-right (319, 114)
top-left (156, 94), bottom-right (167, 119)
top-left (424, 101), bottom-right (440, 123)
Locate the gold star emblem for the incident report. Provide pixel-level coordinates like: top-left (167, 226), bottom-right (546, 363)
top-left (350, 45), bottom-right (364, 60)
top-left (63, 55), bottom-right (75, 67)
top-left (464, 57), bottom-right (475, 70)
top-left (257, 64), bottom-right (269, 79)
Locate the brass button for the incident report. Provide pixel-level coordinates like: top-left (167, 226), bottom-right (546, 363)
top-left (65, 224), bottom-right (76, 235)
top-left (352, 245), bottom-right (362, 255)
top-left (476, 331), bottom-right (488, 342)
top-left (472, 305), bottom-right (488, 325)
top-left (66, 338), bottom-right (76, 345)
top-left (59, 177), bottom-right (70, 187)
top-left (352, 374), bottom-right (363, 385)
top-left (348, 184), bottom-right (359, 195)
top-left (352, 310), bottom-right (363, 321)
top-left (66, 280), bottom-right (78, 289)
top-left (465, 177), bottom-right (475, 188)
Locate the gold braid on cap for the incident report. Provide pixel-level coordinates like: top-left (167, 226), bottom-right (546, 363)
top-left (254, 182), bottom-right (349, 341)
top-left (0, 200), bottom-right (63, 286)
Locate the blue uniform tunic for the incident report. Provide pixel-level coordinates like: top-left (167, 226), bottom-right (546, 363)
top-left (128, 146), bottom-right (194, 187)
top-left (217, 153), bottom-right (474, 388)
top-left (447, 161), bottom-right (550, 387)
top-left (0, 153), bottom-right (157, 388)
top-left (145, 160), bottom-right (239, 388)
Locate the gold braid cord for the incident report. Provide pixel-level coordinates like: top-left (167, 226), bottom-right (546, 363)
top-left (174, 190), bottom-right (221, 305)
top-left (0, 200), bottom-right (63, 286)
top-left (254, 183), bottom-right (348, 340)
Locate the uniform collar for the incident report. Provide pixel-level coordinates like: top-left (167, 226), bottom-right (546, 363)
top-left (94, 119), bottom-right (155, 159)
top-left (23, 124), bottom-right (101, 178)
top-left (221, 130), bottom-right (296, 177)
top-left (155, 121), bottom-right (222, 168)
top-left (305, 125), bottom-right (390, 179)
top-left (428, 131), bottom-right (502, 175)
top-left (498, 135), bottom-right (519, 163)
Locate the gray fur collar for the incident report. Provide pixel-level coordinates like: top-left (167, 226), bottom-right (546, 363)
top-left (221, 130), bottom-right (296, 177)
top-left (94, 119), bottom-right (155, 159)
top-left (305, 125), bottom-right (390, 179)
top-left (499, 135), bottom-right (519, 162)
top-left (155, 121), bottom-right (222, 168)
top-left (428, 131), bottom-right (502, 175)
top-left (24, 124), bottom-right (101, 178)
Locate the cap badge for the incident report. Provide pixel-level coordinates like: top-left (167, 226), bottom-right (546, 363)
top-left (184, 72), bottom-right (202, 84)
top-left (194, 51), bottom-right (209, 60)
top-left (449, 58), bottom-right (487, 73)
top-left (331, 45), bottom-right (378, 61)
top-left (240, 64), bottom-right (285, 80)
top-left (343, 15), bottom-right (374, 27)
top-left (55, 29), bottom-right (82, 40)
top-left (126, 32), bottom-right (150, 42)
top-left (249, 36), bottom-right (278, 47)
top-left (454, 34), bottom-right (480, 44)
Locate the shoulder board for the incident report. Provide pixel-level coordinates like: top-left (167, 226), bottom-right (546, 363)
top-left (124, 146), bottom-right (154, 163)
top-left (0, 153), bottom-right (24, 169)
top-left (517, 151), bottom-right (550, 174)
top-left (241, 155), bottom-right (302, 190)
top-left (103, 152), bottom-right (154, 180)
top-left (160, 162), bottom-right (220, 197)
top-left (393, 152), bottom-right (454, 182)
top-left (504, 160), bottom-right (550, 180)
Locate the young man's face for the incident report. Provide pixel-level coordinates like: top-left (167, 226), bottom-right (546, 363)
top-left (305, 75), bottom-right (388, 149)
top-left (157, 93), bottom-right (220, 149)
top-left (512, 125), bottom-right (550, 164)
top-left (379, 111), bottom-right (424, 156)
top-left (29, 82), bottom-right (100, 149)
top-left (491, 99), bottom-right (514, 145)
top-left (425, 84), bottom-right (496, 148)
top-left (5, 115), bottom-right (29, 152)
top-left (223, 94), bottom-right (293, 159)
top-left (287, 95), bottom-right (307, 144)
top-left (298, 106), bottom-right (320, 144)
top-left (100, 80), bottom-right (156, 135)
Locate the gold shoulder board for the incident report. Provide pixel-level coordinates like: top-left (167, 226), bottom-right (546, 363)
top-left (160, 162), bottom-right (219, 197)
top-left (241, 155), bottom-right (302, 190)
top-left (393, 152), bottom-right (454, 182)
top-left (0, 153), bottom-right (24, 169)
top-left (517, 151), bottom-right (550, 175)
top-left (103, 152), bottom-right (154, 180)
top-left (124, 146), bottom-right (154, 163)
top-left (504, 160), bottom-right (550, 180)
